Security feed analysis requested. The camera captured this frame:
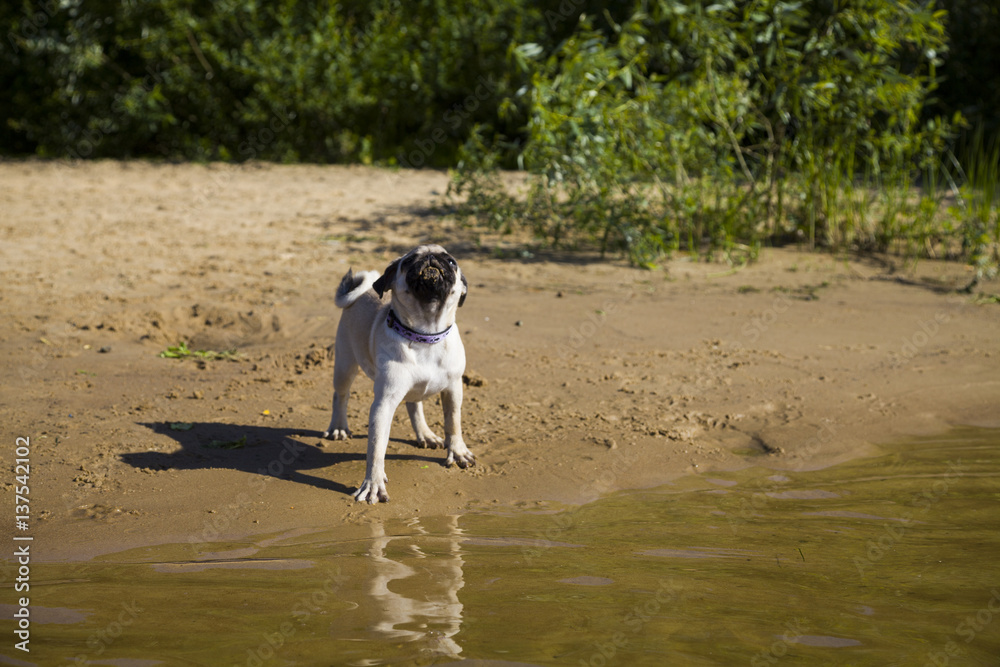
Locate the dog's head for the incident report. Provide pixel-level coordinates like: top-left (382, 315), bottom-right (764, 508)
top-left (373, 245), bottom-right (467, 315)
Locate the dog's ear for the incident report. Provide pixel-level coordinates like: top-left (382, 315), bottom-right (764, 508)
top-left (458, 273), bottom-right (468, 307)
top-left (373, 259), bottom-right (399, 299)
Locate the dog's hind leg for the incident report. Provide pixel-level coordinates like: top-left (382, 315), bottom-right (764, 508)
top-left (406, 401), bottom-right (444, 449)
top-left (323, 355), bottom-right (358, 440)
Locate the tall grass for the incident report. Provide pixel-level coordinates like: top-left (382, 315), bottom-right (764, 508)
top-left (948, 126), bottom-right (1000, 289)
top-left (450, 135), bottom-right (999, 279)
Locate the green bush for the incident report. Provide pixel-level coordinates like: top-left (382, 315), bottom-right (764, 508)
top-left (1, 0), bottom-right (997, 277)
top-left (1, 0), bottom-right (537, 162)
top-left (451, 0), bottom-right (996, 277)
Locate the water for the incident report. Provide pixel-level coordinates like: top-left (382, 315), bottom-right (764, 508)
top-left (4, 428), bottom-right (999, 665)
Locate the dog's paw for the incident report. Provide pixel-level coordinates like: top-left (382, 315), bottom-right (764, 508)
top-left (353, 475), bottom-right (390, 504)
top-left (323, 428), bottom-right (351, 440)
top-left (416, 432), bottom-right (445, 449)
top-left (445, 443), bottom-right (476, 469)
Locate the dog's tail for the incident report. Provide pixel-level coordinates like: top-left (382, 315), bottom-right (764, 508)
top-left (335, 269), bottom-right (379, 309)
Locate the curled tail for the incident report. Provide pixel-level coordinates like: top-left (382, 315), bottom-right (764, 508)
top-left (335, 269), bottom-right (379, 309)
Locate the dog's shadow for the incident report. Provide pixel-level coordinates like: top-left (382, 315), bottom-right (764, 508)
top-left (126, 422), bottom-right (440, 498)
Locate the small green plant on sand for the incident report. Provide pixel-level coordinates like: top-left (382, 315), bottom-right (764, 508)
top-left (206, 436), bottom-right (247, 450)
top-left (159, 342), bottom-right (239, 361)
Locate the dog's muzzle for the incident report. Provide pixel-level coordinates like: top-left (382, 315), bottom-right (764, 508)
top-left (407, 254), bottom-right (455, 303)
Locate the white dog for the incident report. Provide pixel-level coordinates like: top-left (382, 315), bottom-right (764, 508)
top-left (324, 245), bottom-right (475, 503)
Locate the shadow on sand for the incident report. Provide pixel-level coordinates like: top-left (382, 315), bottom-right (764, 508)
top-left (125, 422), bottom-right (439, 498)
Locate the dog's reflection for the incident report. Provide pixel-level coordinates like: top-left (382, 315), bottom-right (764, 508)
top-left (361, 515), bottom-right (466, 659)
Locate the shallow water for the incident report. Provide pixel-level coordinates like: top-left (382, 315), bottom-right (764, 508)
top-left (4, 427), bottom-right (999, 665)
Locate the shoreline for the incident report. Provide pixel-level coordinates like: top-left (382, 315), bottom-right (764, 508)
top-left (1, 161), bottom-right (998, 563)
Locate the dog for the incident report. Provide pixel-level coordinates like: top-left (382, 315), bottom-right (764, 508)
top-left (323, 244), bottom-right (475, 503)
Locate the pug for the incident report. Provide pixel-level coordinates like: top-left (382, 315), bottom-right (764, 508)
top-left (323, 244), bottom-right (475, 503)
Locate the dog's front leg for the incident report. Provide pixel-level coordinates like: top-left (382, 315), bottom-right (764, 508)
top-left (354, 384), bottom-right (403, 504)
top-left (442, 379), bottom-right (475, 468)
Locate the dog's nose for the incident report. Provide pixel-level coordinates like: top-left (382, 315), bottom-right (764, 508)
top-left (420, 265), bottom-right (443, 281)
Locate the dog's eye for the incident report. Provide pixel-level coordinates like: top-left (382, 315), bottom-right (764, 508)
top-left (447, 257), bottom-right (457, 267)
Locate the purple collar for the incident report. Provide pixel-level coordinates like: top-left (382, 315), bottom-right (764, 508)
top-left (386, 309), bottom-right (452, 344)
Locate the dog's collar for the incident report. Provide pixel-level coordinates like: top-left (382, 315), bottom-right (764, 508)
top-left (386, 309), bottom-right (452, 344)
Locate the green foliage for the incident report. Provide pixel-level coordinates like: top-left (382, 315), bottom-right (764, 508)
top-left (949, 125), bottom-right (1000, 290)
top-left (451, 0), bottom-right (997, 276)
top-left (1, 0), bottom-right (533, 162)
top-left (930, 1), bottom-right (1000, 139)
top-left (159, 342), bottom-right (239, 361)
top-left (1, 0), bottom-right (996, 276)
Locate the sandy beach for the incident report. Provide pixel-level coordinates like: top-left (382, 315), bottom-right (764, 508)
top-left (1, 160), bottom-right (997, 561)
